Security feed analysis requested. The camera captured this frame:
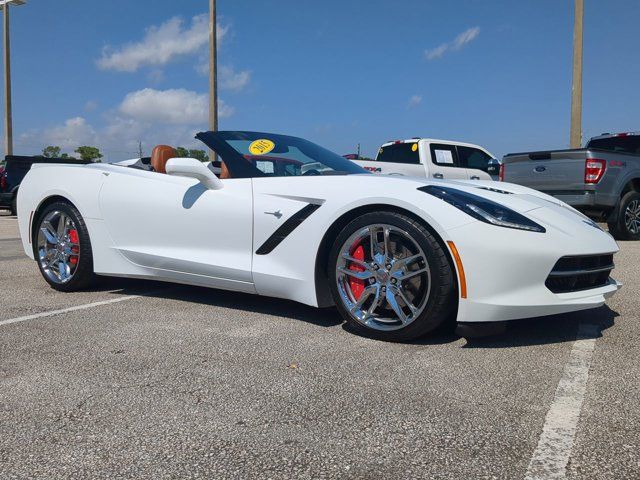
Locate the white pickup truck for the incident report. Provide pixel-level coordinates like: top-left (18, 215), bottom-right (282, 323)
top-left (352, 138), bottom-right (500, 180)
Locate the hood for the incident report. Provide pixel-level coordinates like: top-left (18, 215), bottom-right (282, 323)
top-left (360, 174), bottom-right (569, 215)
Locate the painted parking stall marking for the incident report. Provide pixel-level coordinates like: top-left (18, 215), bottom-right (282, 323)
top-left (0, 295), bottom-right (142, 328)
top-left (524, 322), bottom-right (601, 480)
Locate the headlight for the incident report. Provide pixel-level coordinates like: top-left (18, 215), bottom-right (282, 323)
top-left (419, 185), bottom-right (546, 233)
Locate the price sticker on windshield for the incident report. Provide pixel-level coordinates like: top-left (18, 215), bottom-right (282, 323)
top-left (249, 139), bottom-right (275, 156)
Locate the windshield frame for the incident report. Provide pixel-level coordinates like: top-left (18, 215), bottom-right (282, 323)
top-left (196, 131), bottom-right (369, 179)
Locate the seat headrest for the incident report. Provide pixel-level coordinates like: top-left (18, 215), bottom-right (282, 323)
top-left (220, 161), bottom-right (231, 179)
top-left (151, 145), bottom-right (177, 174)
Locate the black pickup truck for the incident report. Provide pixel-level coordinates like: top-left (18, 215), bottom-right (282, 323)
top-left (501, 132), bottom-right (640, 240)
top-left (1, 156), bottom-right (88, 215)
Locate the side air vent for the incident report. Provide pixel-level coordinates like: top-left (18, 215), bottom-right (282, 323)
top-left (255, 204), bottom-right (321, 255)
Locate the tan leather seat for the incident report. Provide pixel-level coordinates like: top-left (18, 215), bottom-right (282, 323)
top-left (220, 161), bottom-right (231, 179)
top-left (151, 145), bottom-right (177, 174)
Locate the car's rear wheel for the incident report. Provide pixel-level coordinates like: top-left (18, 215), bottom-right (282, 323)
top-left (10, 194), bottom-right (17, 216)
top-left (33, 201), bottom-right (96, 291)
top-left (328, 211), bottom-right (457, 342)
top-left (608, 191), bottom-right (640, 241)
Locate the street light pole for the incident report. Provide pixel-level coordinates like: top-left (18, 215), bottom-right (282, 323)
top-left (0, 0), bottom-right (24, 157)
top-left (570, 0), bottom-right (584, 148)
top-left (209, 0), bottom-right (218, 161)
top-left (3, 1), bottom-right (12, 156)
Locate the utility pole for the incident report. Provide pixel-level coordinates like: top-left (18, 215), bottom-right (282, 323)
top-left (209, 0), bottom-right (218, 160)
top-left (570, 0), bottom-right (584, 148)
top-left (1, 1), bottom-right (25, 157)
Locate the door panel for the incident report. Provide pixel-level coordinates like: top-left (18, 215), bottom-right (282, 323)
top-left (427, 143), bottom-right (468, 179)
top-left (99, 169), bottom-right (253, 287)
top-left (456, 146), bottom-right (493, 180)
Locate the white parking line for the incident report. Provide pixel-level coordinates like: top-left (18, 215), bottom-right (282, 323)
top-left (0, 295), bottom-right (142, 327)
top-left (524, 322), bottom-right (601, 480)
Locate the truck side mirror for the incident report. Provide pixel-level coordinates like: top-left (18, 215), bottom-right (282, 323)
top-left (486, 159), bottom-right (500, 176)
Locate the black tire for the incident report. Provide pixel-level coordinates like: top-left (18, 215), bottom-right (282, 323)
top-left (32, 201), bottom-right (97, 291)
top-left (608, 191), bottom-right (640, 241)
top-left (328, 211), bottom-right (457, 342)
top-left (10, 195), bottom-right (17, 216)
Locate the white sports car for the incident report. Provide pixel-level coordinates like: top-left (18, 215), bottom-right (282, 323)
top-left (17, 131), bottom-right (620, 341)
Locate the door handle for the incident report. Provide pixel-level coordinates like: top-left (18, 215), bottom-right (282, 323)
top-left (433, 173), bottom-right (444, 179)
top-left (265, 210), bottom-right (283, 219)
top-left (470, 175), bottom-right (480, 180)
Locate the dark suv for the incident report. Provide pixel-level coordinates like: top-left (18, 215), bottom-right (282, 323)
top-left (1, 156), bottom-right (88, 215)
top-left (0, 157), bottom-right (34, 215)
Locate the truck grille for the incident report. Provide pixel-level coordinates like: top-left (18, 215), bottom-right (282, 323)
top-left (545, 254), bottom-right (614, 293)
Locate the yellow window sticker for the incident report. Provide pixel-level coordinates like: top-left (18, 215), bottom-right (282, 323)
top-left (411, 143), bottom-right (418, 152)
top-left (249, 139), bottom-right (275, 156)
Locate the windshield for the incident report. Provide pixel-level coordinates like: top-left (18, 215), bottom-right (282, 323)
top-left (587, 135), bottom-right (640, 155)
top-left (197, 131), bottom-right (368, 179)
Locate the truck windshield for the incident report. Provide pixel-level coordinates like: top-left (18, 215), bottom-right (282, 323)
top-left (588, 135), bottom-right (640, 155)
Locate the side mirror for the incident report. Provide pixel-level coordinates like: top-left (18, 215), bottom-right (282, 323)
top-left (166, 158), bottom-right (224, 190)
top-left (486, 159), bottom-right (500, 176)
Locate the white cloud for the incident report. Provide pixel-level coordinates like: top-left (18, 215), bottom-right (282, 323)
top-left (16, 88), bottom-right (236, 160)
top-left (196, 63), bottom-right (251, 92)
top-left (425, 27), bottom-right (480, 60)
top-left (147, 69), bottom-right (165, 84)
top-left (18, 116), bottom-right (208, 160)
top-left (84, 100), bottom-right (98, 112)
top-left (97, 14), bottom-right (229, 72)
top-left (219, 65), bottom-right (251, 92)
top-left (408, 94), bottom-right (423, 108)
top-left (118, 88), bottom-right (234, 125)
top-left (38, 117), bottom-right (99, 149)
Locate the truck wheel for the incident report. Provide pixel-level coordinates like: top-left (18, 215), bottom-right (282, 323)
top-left (608, 191), bottom-right (640, 241)
top-left (10, 195), bottom-right (17, 216)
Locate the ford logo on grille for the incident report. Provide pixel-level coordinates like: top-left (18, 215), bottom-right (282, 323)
top-left (534, 166), bottom-right (547, 173)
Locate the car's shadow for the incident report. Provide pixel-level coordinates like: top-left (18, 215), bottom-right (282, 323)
top-left (97, 277), bottom-right (342, 328)
top-left (95, 277), bottom-right (618, 347)
top-left (459, 306), bottom-right (617, 349)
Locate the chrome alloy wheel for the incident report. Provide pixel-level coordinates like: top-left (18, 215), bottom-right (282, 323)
top-left (625, 199), bottom-right (640, 235)
top-left (335, 224), bottom-right (431, 331)
top-left (36, 210), bottom-right (80, 284)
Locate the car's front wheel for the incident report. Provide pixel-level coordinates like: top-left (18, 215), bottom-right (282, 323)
top-left (33, 201), bottom-right (97, 291)
top-left (328, 211), bottom-right (457, 342)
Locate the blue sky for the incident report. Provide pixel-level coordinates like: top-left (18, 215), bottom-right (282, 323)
top-left (3, 0), bottom-right (640, 160)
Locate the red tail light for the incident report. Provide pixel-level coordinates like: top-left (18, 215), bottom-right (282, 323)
top-left (499, 163), bottom-right (505, 182)
top-left (585, 159), bottom-right (606, 184)
top-left (0, 173), bottom-right (6, 191)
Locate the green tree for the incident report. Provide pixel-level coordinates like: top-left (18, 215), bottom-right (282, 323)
top-left (175, 147), bottom-right (190, 158)
top-left (188, 149), bottom-right (209, 162)
top-left (74, 146), bottom-right (103, 162)
top-left (42, 146), bottom-right (61, 158)
top-left (175, 147), bottom-right (209, 162)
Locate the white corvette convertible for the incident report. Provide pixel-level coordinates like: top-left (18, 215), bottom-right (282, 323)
top-left (17, 131), bottom-right (620, 341)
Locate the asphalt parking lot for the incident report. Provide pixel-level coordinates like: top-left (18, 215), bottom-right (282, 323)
top-left (0, 212), bottom-right (638, 480)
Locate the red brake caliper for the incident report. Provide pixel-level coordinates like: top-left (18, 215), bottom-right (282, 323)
top-left (69, 229), bottom-right (79, 265)
top-left (348, 244), bottom-right (366, 300)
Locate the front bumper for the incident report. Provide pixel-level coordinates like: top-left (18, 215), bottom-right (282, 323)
top-left (447, 217), bottom-right (620, 324)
